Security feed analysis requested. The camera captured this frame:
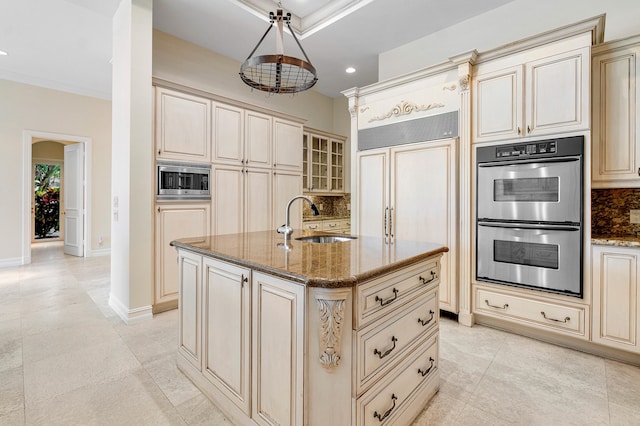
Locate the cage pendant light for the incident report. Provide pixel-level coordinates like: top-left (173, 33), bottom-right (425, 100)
top-left (239, 9), bottom-right (318, 94)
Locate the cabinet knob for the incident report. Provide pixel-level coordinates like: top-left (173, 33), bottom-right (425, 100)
top-left (527, 125), bottom-right (531, 134)
top-left (517, 127), bottom-right (521, 135)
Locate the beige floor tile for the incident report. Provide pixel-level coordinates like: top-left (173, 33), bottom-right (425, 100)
top-left (454, 404), bottom-right (514, 426)
top-left (23, 337), bottom-right (141, 405)
top-left (20, 300), bottom-right (106, 337)
top-left (0, 367), bottom-right (24, 418)
top-left (0, 319), bottom-right (22, 373)
top-left (25, 367), bottom-right (185, 426)
top-left (609, 401), bottom-right (640, 426)
top-left (412, 391), bottom-right (466, 425)
top-left (175, 394), bottom-right (234, 426)
top-left (605, 359), bottom-right (640, 410)
top-left (144, 353), bottom-right (202, 407)
top-left (22, 321), bottom-right (122, 364)
top-left (0, 408), bottom-right (25, 426)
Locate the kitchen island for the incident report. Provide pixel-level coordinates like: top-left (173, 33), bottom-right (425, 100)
top-left (171, 230), bottom-right (447, 426)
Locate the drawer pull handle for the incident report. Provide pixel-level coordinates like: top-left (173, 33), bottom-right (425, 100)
top-left (418, 310), bottom-right (435, 326)
top-left (419, 271), bottom-right (437, 285)
top-left (418, 357), bottom-right (435, 377)
top-left (373, 394), bottom-right (397, 422)
top-left (373, 336), bottom-right (398, 359)
top-left (375, 288), bottom-right (399, 307)
top-left (485, 299), bottom-right (508, 310)
top-left (540, 311), bottom-right (570, 323)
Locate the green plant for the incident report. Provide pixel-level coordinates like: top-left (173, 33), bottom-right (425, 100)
top-left (34, 164), bottom-right (61, 238)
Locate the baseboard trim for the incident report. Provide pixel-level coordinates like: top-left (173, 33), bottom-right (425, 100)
top-left (89, 248), bottom-right (111, 257)
top-left (0, 257), bottom-right (25, 268)
top-left (109, 293), bottom-right (153, 324)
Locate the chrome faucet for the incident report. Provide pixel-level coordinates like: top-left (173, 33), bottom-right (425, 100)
top-left (277, 195), bottom-right (319, 240)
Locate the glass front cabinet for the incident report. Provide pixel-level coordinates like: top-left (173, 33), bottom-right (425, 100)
top-left (303, 128), bottom-right (346, 194)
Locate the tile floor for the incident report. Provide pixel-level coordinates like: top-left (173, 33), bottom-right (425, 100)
top-left (1, 242), bottom-right (640, 425)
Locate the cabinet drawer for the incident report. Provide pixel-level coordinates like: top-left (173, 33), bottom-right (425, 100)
top-left (302, 221), bottom-right (322, 231)
top-left (356, 290), bottom-right (438, 394)
top-left (356, 259), bottom-right (439, 328)
top-left (322, 220), bottom-right (342, 232)
top-left (355, 333), bottom-right (439, 426)
top-left (475, 287), bottom-right (587, 337)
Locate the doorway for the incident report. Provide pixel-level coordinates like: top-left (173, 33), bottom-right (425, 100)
top-left (22, 130), bottom-right (92, 265)
top-left (32, 143), bottom-right (64, 242)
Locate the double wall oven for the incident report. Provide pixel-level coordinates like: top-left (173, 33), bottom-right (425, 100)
top-left (476, 136), bottom-right (584, 297)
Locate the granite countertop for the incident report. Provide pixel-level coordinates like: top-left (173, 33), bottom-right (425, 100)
top-left (171, 230), bottom-right (448, 288)
top-left (591, 234), bottom-right (640, 248)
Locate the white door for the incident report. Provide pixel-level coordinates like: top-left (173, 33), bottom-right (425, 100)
top-left (63, 143), bottom-right (84, 256)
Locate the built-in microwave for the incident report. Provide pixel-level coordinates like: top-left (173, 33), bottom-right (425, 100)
top-left (156, 160), bottom-right (211, 201)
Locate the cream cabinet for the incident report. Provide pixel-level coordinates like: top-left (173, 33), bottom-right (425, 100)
top-left (473, 46), bottom-right (590, 142)
top-left (202, 258), bottom-right (252, 415)
top-left (273, 118), bottom-right (303, 172)
top-left (592, 37), bottom-right (640, 187)
top-left (212, 104), bottom-right (272, 169)
top-left (155, 87), bottom-right (211, 162)
top-left (211, 164), bottom-right (272, 235)
top-left (177, 249), bottom-right (202, 370)
top-left (154, 203), bottom-right (210, 311)
top-left (592, 245), bottom-right (640, 354)
top-left (356, 139), bottom-right (458, 313)
top-left (303, 129), bottom-right (346, 194)
top-left (273, 169), bottom-right (304, 230)
top-left (251, 271), bottom-right (305, 426)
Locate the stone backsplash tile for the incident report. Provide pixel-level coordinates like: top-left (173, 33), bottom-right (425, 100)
top-left (592, 188), bottom-right (640, 236)
top-left (303, 194), bottom-right (351, 218)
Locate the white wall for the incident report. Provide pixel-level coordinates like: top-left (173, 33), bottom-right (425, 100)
top-left (0, 79), bottom-right (111, 265)
top-left (379, 0), bottom-right (640, 81)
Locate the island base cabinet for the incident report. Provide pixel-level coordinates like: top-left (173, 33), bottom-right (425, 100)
top-left (252, 272), bottom-right (305, 426)
top-left (177, 250), bottom-right (202, 371)
top-left (355, 333), bottom-right (439, 426)
top-left (202, 258), bottom-right (251, 415)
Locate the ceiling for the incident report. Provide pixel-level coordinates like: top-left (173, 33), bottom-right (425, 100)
top-left (0, 0), bottom-right (515, 100)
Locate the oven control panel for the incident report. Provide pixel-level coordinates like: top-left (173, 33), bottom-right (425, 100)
top-left (495, 141), bottom-right (557, 158)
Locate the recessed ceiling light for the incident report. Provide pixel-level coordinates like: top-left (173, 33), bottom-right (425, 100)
top-left (0, 50), bottom-right (8, 56)
top-left (346, 67), bottom-right (356, 74)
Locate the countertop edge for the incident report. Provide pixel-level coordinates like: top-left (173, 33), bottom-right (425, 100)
top-left (171, 241), bottom-right (449, 288)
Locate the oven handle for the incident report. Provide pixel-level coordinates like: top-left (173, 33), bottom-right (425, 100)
top-left (477, 156), bottom-right (581, 168)
top-left (477, 222), bottom-right (580, 232)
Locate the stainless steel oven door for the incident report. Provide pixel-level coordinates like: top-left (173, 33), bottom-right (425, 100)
top-left (477, 222), bottom-right (581, 296)
top-left (477, 158), bottom-right (581, 223)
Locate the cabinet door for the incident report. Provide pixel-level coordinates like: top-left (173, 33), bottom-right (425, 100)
top-left (330, 139), bottom-right (345, 192)
top-left (245, 168), bottom-right (273, 232)
top-left (592, 246), bottom-right (640, 353)
top-left (212, 102), bottom-right (244, 165)
top-left (252, 272), bottom-right (304, 426)
top-left (473, 66), bottom-right (523, 142)
top-left (356, 148), bottom-right (389, 239)
top-left (245, 111), bottom-right (272, 169)
top-left (526, 48), bottom-right (589, 136)
top-left (309, 135), bottom-right (329, 191)
top-left (155, 87), bottom-right (211, 161)
top-left (274, 119), bottom-right (303, 172)
top-left (390, 140), bottom-right (458, 313)
top-left (155, 204), bottom-right (210, 307)
top-left (177, 249), bottom-right (202, 370)
top-left (212, 165), bottom-right (244, 236)
top-left (273, 170), bottom-right (303, 230)
top-left (592, 46), bottom-right (640, 186)
top-left (202, 258), bottom-right (251, 414)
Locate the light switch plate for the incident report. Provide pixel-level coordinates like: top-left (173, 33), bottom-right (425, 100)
top-left (631, 210), bottom-right (640, 224)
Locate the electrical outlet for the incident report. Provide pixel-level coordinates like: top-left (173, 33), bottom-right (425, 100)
top-left (318, 203), bottom-right (324, 211)
top-left (631, 210), bottom-right (640, 224)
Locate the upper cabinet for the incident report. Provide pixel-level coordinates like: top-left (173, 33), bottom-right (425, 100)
top-left (473, 38), bottom-right (591, 143)
top-left (273, 118), bottom-right (303, 172)
top-left (303, 128), bottom-right (347, 194)
top-left (212, 104), bottom-right (272, 169)
top-left (155, 87), bottom-right (211, 162)
top-left (592, 36), bottom-right (640, 187)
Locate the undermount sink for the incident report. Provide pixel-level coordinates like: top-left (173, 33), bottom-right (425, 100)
top-left (295, 235), bottom-right (356, 244)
